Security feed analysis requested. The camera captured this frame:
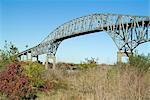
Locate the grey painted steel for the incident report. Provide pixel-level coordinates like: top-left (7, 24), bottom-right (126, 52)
top-left (19, 13), bottom-right (150, 57)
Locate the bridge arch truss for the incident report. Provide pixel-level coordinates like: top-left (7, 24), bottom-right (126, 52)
top-left (19, 13), bottom-right (150, 63)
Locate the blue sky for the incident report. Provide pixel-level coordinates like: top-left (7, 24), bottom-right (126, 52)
top-left (0, 0), bottom-right (150, 64)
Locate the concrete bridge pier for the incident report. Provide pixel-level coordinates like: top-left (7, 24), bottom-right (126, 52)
top-left (45, 54), bottom-right (49, 69)
top-left (19, 52), bottom-right (35, 62)
top-left (30, 55), bottom-right (32, 61)
top-left (24, 52), bottom-right (30, 61)
top-left (45, 54), bottom-right (56, 70)
top-left (31, 55), bottom-right (38, 62)
top-left (22, 54), bottom-right (25, 61)
top-left (26, 53), bottom-right (28, 61)
top-left (20, 52), bottom-right (28, 61)
top-left (117, 51), bottom-right (125, 64)
top-left (28, 51), bottom-right (32, 61)
top-left (28, 55), bottom-right (32, 62)
top-left (51, 55), bottom-right (56, 70)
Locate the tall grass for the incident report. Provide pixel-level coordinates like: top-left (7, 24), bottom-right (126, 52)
top-left (38, 65), bottom-right (149, 100)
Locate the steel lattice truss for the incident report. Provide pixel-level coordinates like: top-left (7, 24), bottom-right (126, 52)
top-left (19, 13), bottom-right (150, 57)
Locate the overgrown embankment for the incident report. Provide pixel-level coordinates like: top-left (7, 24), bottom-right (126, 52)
top-left (37, 55), bottom-right (150, 100)
top-left (0, 41), bottom-right (150, 100)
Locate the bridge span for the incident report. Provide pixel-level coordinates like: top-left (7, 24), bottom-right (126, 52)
top-left (18, 13), bottom-right (150, 69)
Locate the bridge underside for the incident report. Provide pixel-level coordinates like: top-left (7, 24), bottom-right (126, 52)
top-left (18, 13), bottom-right (150, 68)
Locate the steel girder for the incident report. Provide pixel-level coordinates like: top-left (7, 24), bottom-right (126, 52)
top-left (19, 13), bottom-right (150, 57)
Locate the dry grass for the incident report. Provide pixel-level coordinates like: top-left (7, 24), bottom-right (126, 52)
top-left (37, 65), bottom-right (150, 100)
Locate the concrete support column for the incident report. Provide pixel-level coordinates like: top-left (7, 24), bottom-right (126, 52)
top-left (29, 52), bottom-right (32, 61)
top-left (117, 51), bottom-right (124, 64)
top-left (51, 55), bottom-right (56, 70)
top-left (27, 53), bottom-right (32, 61)
top-left (26, 53), bottom-right (28, 61)
top-left (22, 55), bottom-right (24, 61)
top-left (45, 54), bottom-right (49, 70)
top-left (45, 54), bottom-right (56, 70)
top-left (30, 55), bottom-right (32, 61)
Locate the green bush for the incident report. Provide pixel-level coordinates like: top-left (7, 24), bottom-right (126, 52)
top-left (23, 62), bottom-right (46, 88)
top-left (129, 53), bottom-right (150, 73)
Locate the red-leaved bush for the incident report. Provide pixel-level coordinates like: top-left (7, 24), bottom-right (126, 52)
top-left (38, 80), bottom-right (54, 93)
top-left (0, 63), bottom-right (36, 100)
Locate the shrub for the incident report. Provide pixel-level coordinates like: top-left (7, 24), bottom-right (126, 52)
top-left (38, 80), bottom-right (54, 92)
top-left (129, 53), bottom-right (150, 73)
top-left (0, 63), bottom-right (36, 99)
top-left (23, 62), bottom-right (46, 88)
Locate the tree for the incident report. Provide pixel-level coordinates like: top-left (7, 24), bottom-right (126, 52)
top-left (0, 41), bottom-right (19, 67)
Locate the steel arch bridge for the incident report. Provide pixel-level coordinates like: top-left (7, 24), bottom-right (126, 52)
top-left (19, 13), bottom-right (150, 68)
